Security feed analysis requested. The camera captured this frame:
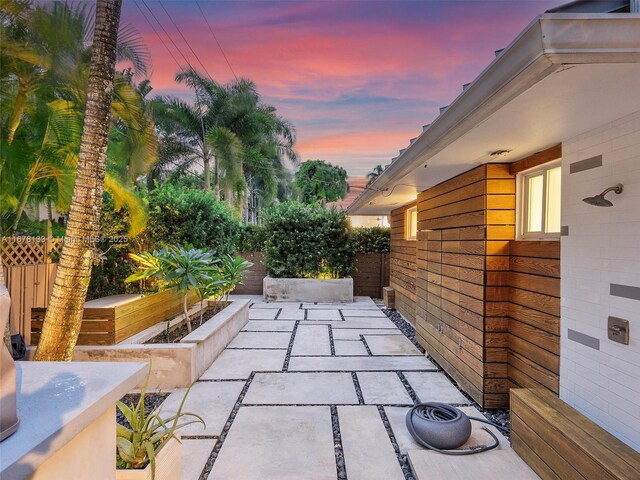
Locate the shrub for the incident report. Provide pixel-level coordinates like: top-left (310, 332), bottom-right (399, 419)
top-left (144, 183), bottom-right (241, 255)
top-left (237, 223), bottom-right (267, 252)
top-left (262, 202), bottom-right (354, 278)
top-left (349, 227), bottom-right (391, 254)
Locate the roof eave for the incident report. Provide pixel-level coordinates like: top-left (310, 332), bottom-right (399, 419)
top-left (347, 13), bottom-right (640, 214)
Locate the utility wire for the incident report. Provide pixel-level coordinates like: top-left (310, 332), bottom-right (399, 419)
top-left (195, 0), bottom-right (238, 80)
top-left (158, 0), bottom-right (215, 81)
top-left (140, 0), bottom-right (194, 70)
top-left (133, 0), bottom-right (181, 70)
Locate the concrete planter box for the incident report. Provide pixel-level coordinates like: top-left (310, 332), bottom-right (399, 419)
top-left (116, 435), bottom-right (181, 480)
top-left (263, 276), bottom-right (353, 303)
top-left (27, 299), bottom-right (250, 389)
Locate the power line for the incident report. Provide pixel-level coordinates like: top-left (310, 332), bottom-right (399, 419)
top-left (194, 0), bottom-right (238, 80)
top-left (139, 0), bottom-right (193, 71)
top-left (133, 1), bottom-right (181, 70)
top-left (158, 0), bottom-right (215, 81)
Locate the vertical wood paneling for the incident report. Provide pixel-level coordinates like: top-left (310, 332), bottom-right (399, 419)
top-left (390, 203), bottom-right (417, 322)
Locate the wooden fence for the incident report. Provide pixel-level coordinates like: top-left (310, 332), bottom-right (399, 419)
top-left (234, 251), bottom-right (390, 298)
top-left (1, 237), bottom-right (62, 344)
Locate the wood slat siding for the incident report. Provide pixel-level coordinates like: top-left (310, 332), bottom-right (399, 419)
top-left (507, 241), bottom-right (560, 395)
top-left (390, 203), bottom-right (417, 322)
top-left (511, 388), bottom-right (640, 480)
top-left (31, 289), bottom-right (199, 345)
top-left (233, 252), bottom-right (390, 298)
top-left (391, 154), bottom-right (561, 408)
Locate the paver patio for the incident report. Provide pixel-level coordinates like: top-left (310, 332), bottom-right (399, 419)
top-left (165, 296), bottom-right (538, 480)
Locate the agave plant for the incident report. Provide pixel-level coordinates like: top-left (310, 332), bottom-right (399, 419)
top-left (116, 383), bottom-right (205, 479)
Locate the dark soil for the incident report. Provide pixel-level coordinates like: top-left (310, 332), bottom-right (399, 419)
top-left (145, 302), bottom-right (227, 344)
top-left (116, 393), bottom-right (169, 429)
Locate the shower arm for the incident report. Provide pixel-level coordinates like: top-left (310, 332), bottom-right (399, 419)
top-left (599, 184), bottom-right (623, 196)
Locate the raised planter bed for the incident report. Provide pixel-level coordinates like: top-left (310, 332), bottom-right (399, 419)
top-left (31, 289), bottom-right (200, 346)
top-left (27, 299), bottom-right (249, 389)
top-left (263, 276), bottom-right (353, 303)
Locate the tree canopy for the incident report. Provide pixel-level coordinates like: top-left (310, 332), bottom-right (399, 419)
top-left (294, 160), bottom-right (349, 205)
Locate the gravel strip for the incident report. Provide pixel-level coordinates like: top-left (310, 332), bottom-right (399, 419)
top-left (331, 405), bottom-right (348, 479)
top-left (377, 405), bottom-right (415, 480)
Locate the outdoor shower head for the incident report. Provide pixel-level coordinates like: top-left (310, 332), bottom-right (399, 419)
top-left (582, 184), bottom-right (623, 207)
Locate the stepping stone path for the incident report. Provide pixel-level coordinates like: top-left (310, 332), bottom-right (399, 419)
top-left (165, 296), bottom-right (538, 480)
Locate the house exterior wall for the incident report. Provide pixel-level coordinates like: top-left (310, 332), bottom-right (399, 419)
top-left (390, 203), bottom-right (417, 322)
top-left (391, 159), bottom-right (562, 408)
top-left (560, 110), bottom-right (640, 450)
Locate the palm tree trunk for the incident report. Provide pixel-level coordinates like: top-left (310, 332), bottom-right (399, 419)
top-left (7, 83), bottom-right (29, 144)
top-left (11, 182), bottom-right (32, 232)
top-left (34, 0), bottom-right (122, 361)
top-left (203, 156), bottom-right (211, 191)
top-left (213, 154), bottom-right (220, 200)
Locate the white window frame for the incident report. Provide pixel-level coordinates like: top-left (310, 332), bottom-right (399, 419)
top-left (405, 206), bottom-right (418, 241)
top-left (516, 160), bottom-right (561, 240)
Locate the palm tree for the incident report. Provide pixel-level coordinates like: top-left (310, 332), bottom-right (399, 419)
top-left (367, 164), bottom-right (384, 186)
top-left (159, 68), bottom-right (297, 212)
top-left (34, 0), bottom-right (123, 361)
top-left (0, 1), bottom-right (155, 236)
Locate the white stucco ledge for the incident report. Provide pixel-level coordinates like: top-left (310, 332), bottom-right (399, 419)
top-left (0, 361), bottom-right (147, 480)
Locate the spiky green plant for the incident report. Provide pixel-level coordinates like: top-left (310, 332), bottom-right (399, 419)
top-left (116, 382), bottom-right (205, 478)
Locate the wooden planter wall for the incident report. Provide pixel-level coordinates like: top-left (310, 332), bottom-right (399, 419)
top-left (31, 288), bottom-right (199, 346)
top-left (393, 155), bottom-right (561, 408)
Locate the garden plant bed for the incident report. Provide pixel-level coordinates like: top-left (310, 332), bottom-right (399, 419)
top-left (145, 303), bottom-right (228, 344)
top-left (27, 299), bottom-right (251, 389)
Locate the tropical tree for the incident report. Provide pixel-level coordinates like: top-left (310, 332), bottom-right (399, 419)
top-left (154, 68), bottom-right (297, 214)
top-left (366, 164), bottom-right (384, 186)
top-left (34, 0), bottom-right (123, 361)
top-left (0, 1), bottom-right (155, 235)
top-left (295, 160), bottom-right (349, 206)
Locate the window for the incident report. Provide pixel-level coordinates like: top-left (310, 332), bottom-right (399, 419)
top-left (518, 161), bottom-right (561, 239)
top-left (406, 206), bottom-right (418, 240)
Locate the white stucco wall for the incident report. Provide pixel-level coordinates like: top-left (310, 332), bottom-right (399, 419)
top-left (560, 110), bottom-right (640, 451)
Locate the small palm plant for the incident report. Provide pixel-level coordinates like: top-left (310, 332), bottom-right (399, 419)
top-left (116, 383), bottom-right (205, 479)
top-left (218, 255), bottom-right (253, 301)
top-left (126, 246), bottom-right (218, 333)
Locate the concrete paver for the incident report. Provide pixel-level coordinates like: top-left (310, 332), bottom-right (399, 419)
top-left (357, 372), bottom-right (413, 405)
top-left (289, 355), bottom-right (437, 371)
top-left (244, 372), bottom-right (359, 405)
top-left (242, 320), bottom-right (295, 332)
top-left (227, 331), bottom-right (291, 349)
top-left (403, 371), bottom-right (471, 404)
top-left (200, 349), bottom-right (286, 379)
top-left (338, 406), bottom-right (405, 480)
top-left (364, 334), bottom-right (422, 355)
top-left (334, 340), bottom-right (369, 356)
top-left (182, 438), bottom-right (216, 480)
top-left (291, 324), bottom-right (331, 355)
top-left (209, 406), bottom-right (336, 480)
top-left (160, 381), bottom-right (244, 436)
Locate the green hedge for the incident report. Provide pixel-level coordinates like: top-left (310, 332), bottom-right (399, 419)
top-left (87, 185), bottom-right (242, 299)
top-left (237, 223), bottom-right (267, 252)
top-left (349, 227), bottom-right (390, 254)
top-left (262, 202), bottom-right (355, 278)
top-left (144, 183), bottom-right (240, 255)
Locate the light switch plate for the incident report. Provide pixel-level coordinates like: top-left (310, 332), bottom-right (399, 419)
top-left (608, 316), bottom-right (629, 345)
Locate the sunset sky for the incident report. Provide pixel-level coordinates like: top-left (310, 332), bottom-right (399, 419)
top-left (124, 0), bottom-right (560, 196)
